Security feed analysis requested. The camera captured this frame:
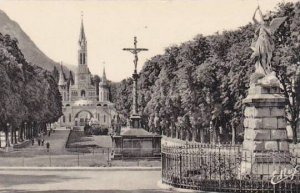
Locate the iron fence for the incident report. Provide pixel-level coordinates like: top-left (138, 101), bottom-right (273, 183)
top-left (162, 143), bottom-right (300, 193)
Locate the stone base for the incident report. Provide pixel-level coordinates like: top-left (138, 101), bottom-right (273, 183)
top-left (242, 139), bottom-right (289, 152)
top-left (241, 73), bottom-right (291, 177)
top-left (241, 150), bottom-right (291, 163)
top-left (240, 161), bottom-right (293, 179)
top-left (111, 129), bottom-right (161, 159)
top-left (130, 114), bottom-right (141, 128)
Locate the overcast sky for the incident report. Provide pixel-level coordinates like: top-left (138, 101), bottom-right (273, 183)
top-left (0, 0), bottom-right (297, 81)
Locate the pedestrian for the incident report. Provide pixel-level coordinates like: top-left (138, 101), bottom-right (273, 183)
top-left (41, 139), bottom-right (44, 146)
top-left (38, 138), bottom-right (41, 146)
top-left (31, 138), bottom-right (34, 146)
top-left (46, 142), bottom-right (50, 152)
top-left (48, 130), bottom-right (51, 137)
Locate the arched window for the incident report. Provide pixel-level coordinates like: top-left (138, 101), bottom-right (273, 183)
top-left (81, 90), bottom-right (86, 97)
top-left (83, 53), bottom-right (86, 64)
top-left (80, 53), bottom-right (82, 65)
top-left (69, 114), bottom-right (71, 122)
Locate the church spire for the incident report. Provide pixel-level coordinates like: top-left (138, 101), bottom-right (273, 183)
top-left (79, 12), bottom-right (86, 45)
top-left (102, 67), bottom-right (107, 84)
top-left (78, 11), bottom-right (87, 67)
top-left (99, 67), bottom-right (109, 102)
top-left (58, 63), bottom-right (65, 86)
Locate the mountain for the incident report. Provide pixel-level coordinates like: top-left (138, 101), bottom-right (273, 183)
top-left (0, 9), bottom-right (71, 74)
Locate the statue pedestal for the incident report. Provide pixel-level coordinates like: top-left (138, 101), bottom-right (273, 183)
top-left (112, 114), bottom-right (161, 159)
top-left (130, 114), bottom-right (142, 128)
top-left (240, 73), bottom-right (292, 177)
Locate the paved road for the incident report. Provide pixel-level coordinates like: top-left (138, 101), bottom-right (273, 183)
top-left (0, 169), bottom-right (192, 193)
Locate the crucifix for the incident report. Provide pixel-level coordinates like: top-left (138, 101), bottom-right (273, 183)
top-left (123, 36), bottom-right (148, 74)
top-left (123, 36), bottom-right (148, 127)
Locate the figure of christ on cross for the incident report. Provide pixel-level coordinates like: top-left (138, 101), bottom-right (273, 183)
top-left (123, 36), bottom-right (148, 74)
top-left (123, 36), bottom-right (148, 119)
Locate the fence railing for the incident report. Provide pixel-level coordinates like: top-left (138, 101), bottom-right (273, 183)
top-left (162, 143), bottom-right (300, 193)
top-left (113, 147), bottom-right (161, 159)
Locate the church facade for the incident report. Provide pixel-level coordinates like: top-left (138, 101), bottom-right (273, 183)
top-left (58, 18), bottom-right (116, 128)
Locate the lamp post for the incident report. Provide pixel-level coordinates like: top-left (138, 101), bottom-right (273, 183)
top-left (6, 123), bottom-right (10, 150)
top-left (24, 122), bottom-right (27, 140)
top-left (32, 121), bottom-right (34, 138)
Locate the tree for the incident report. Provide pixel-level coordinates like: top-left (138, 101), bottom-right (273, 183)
top-left (0, 32), bottom-right (62, 144)
top-left (112, 2), bottom-right (300, 144)
top-left (52, 66), bottom-right (59, 83)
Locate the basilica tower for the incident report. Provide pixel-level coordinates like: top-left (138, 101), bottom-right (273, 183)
top-left (99, 67), bottom-right (110, 102)
top-left (58, 14), bottom-right (116, 128)
top-left (75, 15), bottom-right (91, 87)
top-left (58, 64), bottom-right (68, 101)
top-left (78, 17), bottom-right (87, 66)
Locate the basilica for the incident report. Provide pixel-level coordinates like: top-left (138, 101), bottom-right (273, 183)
top-left (57, 18), bottom-right (116, 128)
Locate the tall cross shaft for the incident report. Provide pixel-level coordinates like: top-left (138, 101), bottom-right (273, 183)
top-left (123, 36), bottom-right (148, 122)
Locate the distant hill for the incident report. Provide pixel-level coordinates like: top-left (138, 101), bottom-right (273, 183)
top-left (0, 9), bottom-right (71, 74)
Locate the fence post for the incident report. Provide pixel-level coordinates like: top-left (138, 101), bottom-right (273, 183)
top-left (77, 149), bottom-right (79, 167)
top-left (161, 146), bottom-right (164, 181)
top-left (218, 146), bottom-right (221, 191)
top-left (179, 147), bottom-right (182, 181)
top-left (107, 148), bottom-right (109, 165)
top-left (49, 151), bottom-right (51, 167)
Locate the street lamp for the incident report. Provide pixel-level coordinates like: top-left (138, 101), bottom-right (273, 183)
top-left (32, 121), bottom-right (34, 138)
top-left (6, 122), bottom-right (10, 149)
top-left (24, 122), bottom-right (27, 140)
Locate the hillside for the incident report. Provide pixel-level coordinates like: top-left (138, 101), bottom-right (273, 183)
top-left (0, 9), bottom-right (70, 73)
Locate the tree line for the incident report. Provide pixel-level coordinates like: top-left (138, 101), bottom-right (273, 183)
top-left (0, 33), bottom-right (62, 147)
top-left (111, 2), bottom-right (300, 144)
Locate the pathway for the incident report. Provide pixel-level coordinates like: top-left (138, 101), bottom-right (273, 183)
top-left (0, 130), bottom-right (73, 167)
top-left (0, 168), bottom-right (190, 193)
top-left (8, 129), bottom-right (71, 156)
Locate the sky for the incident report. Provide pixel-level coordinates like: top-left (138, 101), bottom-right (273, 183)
top-left (0, 0), bottom-right (297, 81)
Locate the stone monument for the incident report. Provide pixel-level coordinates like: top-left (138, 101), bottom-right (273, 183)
top-left (240, 6), bottom-right (291, 177)
top-left (112, 37), bottom-right (161, 159)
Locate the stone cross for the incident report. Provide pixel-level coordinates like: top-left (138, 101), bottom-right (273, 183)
top-left (123, 37), bottom-right (148, 116)
top-left (123, 36), bottom-right (148, 74)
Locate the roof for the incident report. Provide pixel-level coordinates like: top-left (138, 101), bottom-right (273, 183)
top-left (79, 18), bottom-right (86, 45)
top-left (58, 64), bottom-right (66, 86)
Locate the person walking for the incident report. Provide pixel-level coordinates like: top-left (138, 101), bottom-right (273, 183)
top-left (46, 142), bottom-right (50, 152)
